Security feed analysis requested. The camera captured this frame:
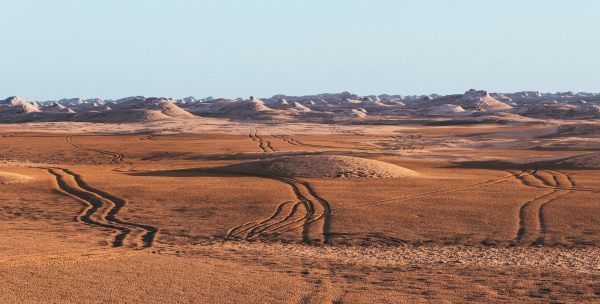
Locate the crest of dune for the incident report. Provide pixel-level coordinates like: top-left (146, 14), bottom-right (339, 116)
top-left (226, 155), bottom-right (419, 178)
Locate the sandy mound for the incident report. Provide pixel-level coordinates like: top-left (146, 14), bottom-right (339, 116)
top-left (0, 172), bottom-right (32, 184)
top-left (227, 155), bottom-right (418, 178)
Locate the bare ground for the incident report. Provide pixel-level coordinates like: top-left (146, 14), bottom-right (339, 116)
top-left (1, 120), bottom-right (599, 303)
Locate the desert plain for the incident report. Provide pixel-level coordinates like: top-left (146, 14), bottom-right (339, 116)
top-left (1, 92), bottom-right (600, 303)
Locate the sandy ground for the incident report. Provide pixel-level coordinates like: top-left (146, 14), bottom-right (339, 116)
top-left (0, 119), bottom-right (599, 303)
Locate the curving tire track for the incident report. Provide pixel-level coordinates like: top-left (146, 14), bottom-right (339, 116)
top-left (61, 168), bottom-right (158, 248)
top-left (537, 190), bottom-right (573, 245)
top-left (515, 167), bottom-right (600, 193)
top-left (557, 170), bottom-right (577, 187)
top-left (45, 167), bottom-right (130, 247)
top-left (273, 134), bottom-right (352, 150)
top-left (273, 135), bottom-right (300, 146)
top-left (276, 133), bottom-right (379, 151)
top-left (259, 177), bottom-right (330, 243)
top-left (514, 189), bottom-right (560, 245)
top-left (355, 170), bottom-right (531, 209)
top-left (290, 178), bottom-right (332, 244)
top-left (66, 135), bottom-right (130, 164)
top-left (226, 201), bottom-right (291, 239)
top-left (226, 175), bottom-right (331, 244)
top-left (531, 170), bottom-right (557, 187)
top-left (247, 201), bottom-right (307, 239)
top-left (43, 167), bottom-right (157, 248)
top-left (513, 169), bottom-right (575, 246)
top-left (249, 129), bottom-right (275, 153)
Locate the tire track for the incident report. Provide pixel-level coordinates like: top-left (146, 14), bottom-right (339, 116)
top-left (226, 201), bottom-right (291, 239)
top-left (292, 178), bottom-right (332, 244)
top-left (248, 129), bottom-right (275, 153)
top-left (515, 169), bottom-right (599, 193)
top-left (537, 190), bottom-right (573, 245)
top-left (61, 168), bottom-right (158, 248)
top-left (538, 170), bottom-right (575, 245)
top-left (43, 167), bottom-right (157, 248)
top-left (352, 170), bottom-right (531, 209)
top-left (244, 202), bottom-right (306, 239)
top-left (226, 175), bottom-right (331, 244)
top-left (240, 177), bottom-right (318, 242)
top-left (244, 201), bottom-right (294, 239)
top-left (531, 170), bottom-right (557, 187)
top-left (252, 177), bottom-right (330, 243)
top-left (385, 134), bottom-right (425, 153)
top-left (557, 170), bottom-right (577, 187)
top-left (514, 189), bottom-right (560, 245)
top-left (273, 135), bottom-right (300, 146)
top-left (513, 169), bottom-right (574, 246)
top-left (273, 134), bottom-right (355, 150)
top-left (44, 167), bottom-right (130, 247)
top-left (66, 135), bottom-right (130, 164)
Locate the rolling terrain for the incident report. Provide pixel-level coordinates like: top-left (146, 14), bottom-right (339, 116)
top-left (0, 118), bottom-right (599, 303)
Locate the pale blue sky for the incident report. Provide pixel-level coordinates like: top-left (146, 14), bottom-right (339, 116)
top-left (1, 0), bottom-right (599, 100)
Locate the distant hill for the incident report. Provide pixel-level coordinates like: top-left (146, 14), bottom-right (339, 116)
top-left (2, 90), bottom-right (598, 123)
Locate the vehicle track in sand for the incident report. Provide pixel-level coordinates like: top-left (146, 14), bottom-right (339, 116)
top-left (65, 135), bottom-right (130, 164)
top-left (242, 201), bottom-right (307, 240)
top-left (225, 201), bottom-right (293, 239)
top-left (226, 175), bottom-right (331, 244)
top-left (62, 168), bottom-right (158, 247)
top-left (353, 170), bottom-right (531, 210)
top-left (273, 134), bottom-right (331, 149)
top-left (515, 168), bottom-right (600, 193)
top-left (45, 167), bottom-right (129, 247)
top-left (385, 134), bottom-right (425, 153)
top-left (513, 169), bottom-right (575, 246)
top-left (248, 129), bottom-right (275, 153)
top-left (272, 135), bottom-right (300, 146)
top-left (43, 167), bottom-right (157, 248)
top-left (273, 134), bottom-right (376, 151)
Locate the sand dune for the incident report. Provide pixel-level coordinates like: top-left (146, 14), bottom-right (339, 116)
top-left (225, 155), bottom-right (419, 178)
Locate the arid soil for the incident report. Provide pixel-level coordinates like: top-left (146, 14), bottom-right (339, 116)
top-left (0, 120), bottom-right (599, 303)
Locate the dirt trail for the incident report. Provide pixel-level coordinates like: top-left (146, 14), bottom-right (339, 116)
top-left (43, 167), bottom-right (157, 248)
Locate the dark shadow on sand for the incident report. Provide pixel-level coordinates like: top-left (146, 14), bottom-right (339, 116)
top-left (449, 152), bottom-right (598, 170)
